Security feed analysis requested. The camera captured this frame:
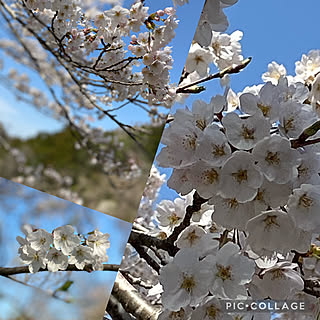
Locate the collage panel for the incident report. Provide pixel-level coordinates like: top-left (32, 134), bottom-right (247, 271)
top-left (0, 0), bottom-right (204, 222)
top-left (0, 177), bottom-right (131, 320)
top-left (106, 1), bottom-right (320, 320)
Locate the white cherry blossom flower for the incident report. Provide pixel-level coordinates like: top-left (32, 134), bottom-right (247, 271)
top-left (245, 210), bottom-right (296, 256)
top-left (19, 245), bottom-right (47, 273)
top-left (252, 178), bottom-right (292, 213)
top-left (46, 248), bottom-right (68, 272)
top-left (196, 126), bottom-right (231, 167)
top-left (294, 149), bottom-right (320, 187)
top-left (69, 245), bottom-right (94, 270)
top-left (27, 228), bottom-right (53, 251)
top-left (209, 195), bottom-right (256, 231)
top-left (295, 49), bottom-right (320, 83)
top-left (240, 82), bottom-right (280, 123)
top-left (253, 262), bottom-right (304, 299)
top-left (167, 167), bottom-right (195, 196)
top-left (262, 61), bottom-right (287, 84)
top-left (252, 135), bottom-right (299, 184)
top-left (222, 112), bottom-right (270, 150)
top-left (205, 242), bottom-right (255, 299)
top-left (219, 151), bottom-right (263, 202)
top-left (279, 101), bottom-right (317, 139)
top-left (156, 197), bottom-right (186, 230)
top-left (185, 43), bottom-right (213, 77)
top-left (175, 225), bottom-right (206, 249)
top-left (187, 162), bottom-right (221, 199)
top-left (159, 248), bottom-right (212, 311)
top-left (53, 225), bottom-right (81, 255)
top-left (190, 296), bottom-right (233, 320)
top-left (158, 307), bottom-right (192, 320)
top-left (86, 229), bottom-right (110, 258)
top-left (287, 184), bottom-right (320, 232)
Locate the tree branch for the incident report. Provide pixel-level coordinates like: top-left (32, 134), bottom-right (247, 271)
top-left (107, 272), bottom-right (161, 320)
top-left (291, 120), bottom-right (320, 148)
top-left (176, 57), bottom-right (252, 94)
top-left (106, 294), bottom-right (135, 320)
top-left (0, 263), bottom-right (120, 276)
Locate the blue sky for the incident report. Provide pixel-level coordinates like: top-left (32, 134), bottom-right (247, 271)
top-left (0, 0), bottom-right (204, 139)
top-left (0, 177), bottom-right (132, 320)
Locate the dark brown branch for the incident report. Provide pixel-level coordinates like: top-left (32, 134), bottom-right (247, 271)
top-left (166, 191), bottom-right (207, 245)
top-left (0, 263), bottom-right (120, 276)
top-left (129, 230), bottom-right (178, 257)
top-left (129, 241), bottom-right (161, 273)
top-left (291, 120), bottom-right (320, 148)
top-left (176, 57), bottom-right (252, 94)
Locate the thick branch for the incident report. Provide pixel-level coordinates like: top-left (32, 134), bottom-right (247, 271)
top-left (106, 294), bottom-right (135, 320)
top-left (129, 192), bottom-right (208, 258)
top-left (0, 263), bottom-right (120, 276)
top-left (166, 191), bottom-right (207, 245)
top-left (129, 230), bottom-right (178, 256)
top-left (107, 272), bottom-right (161, 320)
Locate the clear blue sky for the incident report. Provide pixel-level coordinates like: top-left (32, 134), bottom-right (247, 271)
top-left (0, 177), bottom-right (132, 320)
top-left (0, 0), bottom-right (204, 139)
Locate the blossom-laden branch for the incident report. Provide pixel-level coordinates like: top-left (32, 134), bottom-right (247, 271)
top-left (176, 57), bottom-right (252, 93)
top-left (0, 263), bottom-right (120, 277)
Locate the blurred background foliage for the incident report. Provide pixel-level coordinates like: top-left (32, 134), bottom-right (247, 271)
top-left (0, 122), bottom-right (164, 222)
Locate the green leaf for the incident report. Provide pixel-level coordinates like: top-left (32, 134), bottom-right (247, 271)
top-left (56, 280), bottom-right (74, 292)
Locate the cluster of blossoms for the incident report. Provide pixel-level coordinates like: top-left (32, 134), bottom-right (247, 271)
top-left (4, 0), bottom-right (179, 111)
top-left (135, 165), bottom-right (166, 228)
top-left (0, 0), bottom-right (181, 200)
top-left (177, 0), bottom-right (241, 104)
top-left (154, 45), bottom-right (320, 319)
top-left (17, 224), bottom-right (110, 273)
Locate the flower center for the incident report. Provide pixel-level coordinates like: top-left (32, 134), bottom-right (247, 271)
top-left (196, 119), bottom-right (207, 130)
top-left (257, 103), bottom-right (271, 117)
top-left (241, 125), bottom-right (255, 140)
top-left (180, 275), bottom-right (196, 292)
top-left (255, 189), bottom-right (265, 202)
top-left (298, 194), bottom-right (313, 208)
top-left (182, 134), bottom-right (197, 151)
top-left (206, 305), bottom-right (220, 319)
top-left (169, 308), bottom-right (185, 319)
top-left (284, 117), bottom-right (295, 133)
top-left (265, 151), bottom-right (280, 165)
top-left (216, 264), bottom-right (232, 281)
top-left (226, 198), bottom-right (239, 209)
top-left (232, 169), bottom-right (248, 183)
top-left (212, 41), bottom-right (221, 56)
top-left (195, 55), bottom-right (204, 64)
top-left (263, 215), bottom-right (280, 231)
top-left (271, 269), bottom-right (286, 280)
top-left (203, 169), bottom-right (219, 184)
top-left (186, 230), bottom-right (200, 245)
top-left (168, 213), bottom-right (181, 226)
top-left (212, 144), bottom-right (226, 157)
top-left (297, 165), bottom-right (308, 178)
